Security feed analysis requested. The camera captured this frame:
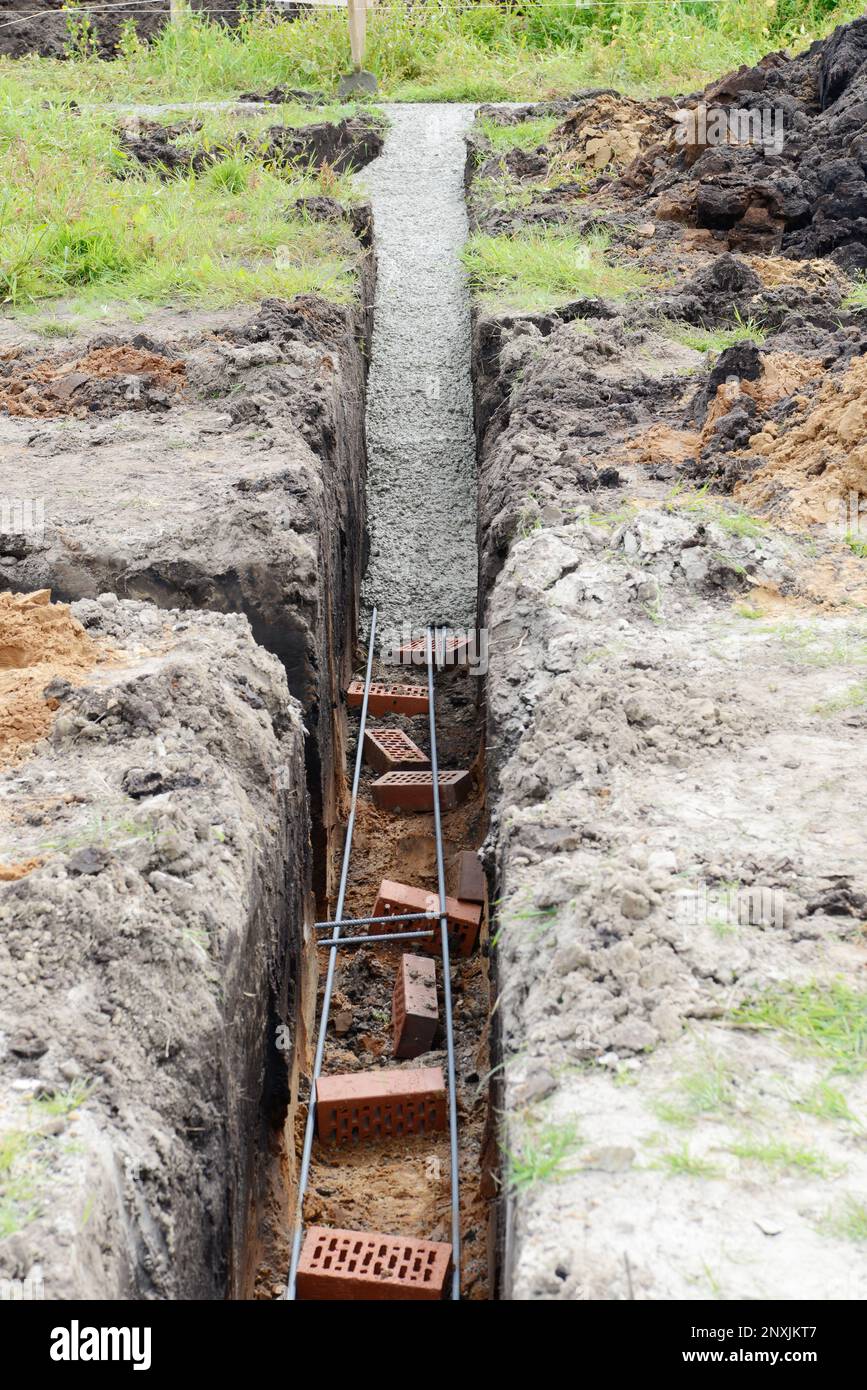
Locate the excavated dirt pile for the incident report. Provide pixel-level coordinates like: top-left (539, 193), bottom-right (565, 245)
top-left (620, 16), bottom-right (867, 267)
top-left (0, 345), bottom-right (186, 419)
top-left (473, 19), bottom-right (867, 268)
top-left (0, 589), bottom-right (103, 769)
top-left (117, 112), bottom-right (386, 180)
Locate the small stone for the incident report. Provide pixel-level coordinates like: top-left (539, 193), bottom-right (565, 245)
top-left (59, 1058), bottom-right (82, 1081)
top-left (333, 1009), bottom-right (352, 1036)
top-left (754, 1217), bottom-right (783, 1237)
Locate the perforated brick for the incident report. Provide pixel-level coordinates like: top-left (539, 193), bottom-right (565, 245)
top-left (456, 849), bottom-right (486, 904)
top-left (373, 879), bottom-right (482, 958)
top-left (363, 728), bottom-right (430, 775)
top-left (297, 1226), bottom-right (452, 1301)
top-left (370, 769), bottom-right (471, 812)
top-left (393, 634), bottom-right (472, 667)
top-left (346, 680), bottom-right (428, 717)
top-left (393, 954), bottom-right (438, 1058)
top-left (316, 1066), bottom-right (446, 1144)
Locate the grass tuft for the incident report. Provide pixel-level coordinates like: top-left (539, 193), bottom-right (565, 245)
top-left (732, 981), bottom-right (867, 1074)
top-left (654, 1058), bottom-right (739, 1128)
top-left (462, 226), bottom-right (648, 311)
top-left (729, 1137), bottom-right (836, 1177)
top-left (508, 1118), bottom-right (582, 1190)
top-left (821, 1196), bottom-right (867, 1243)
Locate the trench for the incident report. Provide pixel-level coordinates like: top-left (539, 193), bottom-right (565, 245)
top-left (254, 104), bottom-right (498, 1300)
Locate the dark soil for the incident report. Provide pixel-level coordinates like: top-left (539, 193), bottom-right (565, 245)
top-left (117, 114), bottom-right (386, 181)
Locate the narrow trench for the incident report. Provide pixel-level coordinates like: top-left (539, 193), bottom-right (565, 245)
top-left (254, 105), bottom-right (497, 1300)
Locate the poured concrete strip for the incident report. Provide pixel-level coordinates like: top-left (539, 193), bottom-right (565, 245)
top-left (359, 104), bottom-right (478, 651)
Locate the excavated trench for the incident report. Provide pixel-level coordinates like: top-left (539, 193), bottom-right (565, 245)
top-left (257, 105), bottom-right (499, 1300)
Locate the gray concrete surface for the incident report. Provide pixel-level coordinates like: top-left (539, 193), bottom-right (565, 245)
top-left (359, 104), bottom-right (478, 654)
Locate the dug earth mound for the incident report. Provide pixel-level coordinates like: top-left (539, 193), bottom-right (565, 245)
top-left (0, 594), bottom-right (312, 1298)
top-left (469, 15), bottom-right (867, 1299)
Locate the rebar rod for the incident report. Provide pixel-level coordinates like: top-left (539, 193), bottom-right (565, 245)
top-left (314, 911), bottom-right (436, 930)
top-left (318, 929), bottom-right (436, 948)
top-left (427, 626), bottom-right (461, 1300)
top-left (285, 607), bottom-right (378, 1300)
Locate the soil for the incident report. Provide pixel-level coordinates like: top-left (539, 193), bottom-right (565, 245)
top-left (117, 112), bottom-right (386, 180)
top-left (0, 594), bottom-right (311, 1299)
top-left (0, 276), bottom-right (374, 906)
top-left (0, 588), bottom-right (104, 764)
top-left (0, 345), bottom-right (186, 418)
top-left (0, 1), bottom-right (272, 60)
top-left (468, 16), bottom-right (867, 1301)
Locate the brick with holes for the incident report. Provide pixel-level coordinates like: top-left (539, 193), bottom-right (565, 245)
top-left (346, 679), bottom-right (428, 716)
top-left (315, 1066), bottom-right (446, 1144)
top-left (297, 1226), bottom-right (452, 1300)
top-left (393, 953), bottom-right (438, 1058)
top-left (373, 878), bottom-right (482, 957)
top-left (393, 634), bottom-right (473, 667)
top-left (363, 727), bottom-right (430, 775)
top-left (370, 768), bottom-right (471, 812)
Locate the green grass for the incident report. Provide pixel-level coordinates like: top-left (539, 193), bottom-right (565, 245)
top-left (821, 1196), bottom-right (867, 1242)
top-left (653, 1144), bottom-right (721, 1178)
top-left (729, 1137), bottom-right (836, 1177)
top-left (843, 275), bottom-right (867, 312)
top-left (0, 1), bottom-right (860, 108)
top-left (794, 1080), bottom-right (860, 1126)
top-left (0, 1130), bottom-right (40, 1238)
top-left (845, 531), bottom-right (867, 560)
top-left (0, 104), bottom-right (362, 311)
top-left (462, 227), bottom-right (648, 311)
top-left (478, 115), bottom-right (561, 154)
top-left (653, 1059), bottom-right (739, 1128)
top-left (762, 620), bottom-right (867, 669)
top-left (32, 1082), bottom-right (92, 1120)
top-left (811, 678), bottom-right (867, 716)
top-left (664, 312), bottom-right (767, 355)
top-left (732, 982), bottom-right (867, 1075)
top-left (508, 1118), bottom-right (582, 1190)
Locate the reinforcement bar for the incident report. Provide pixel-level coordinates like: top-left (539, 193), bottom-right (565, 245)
top-left (318, 929), bottom-right (436, 948)
top-left (314, 911), bottom-right (436, 930)
top-left (284, 607), bottom-right (379, 1301)
top-left (427, 626), bottom-right (461, 1300)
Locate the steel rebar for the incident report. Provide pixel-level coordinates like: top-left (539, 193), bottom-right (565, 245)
top-left (284, 607), bottom-right (378, 1301)
top-left (427, 626), bottom-right (461, 1300)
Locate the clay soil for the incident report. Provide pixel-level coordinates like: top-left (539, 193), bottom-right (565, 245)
top-left (0, 588), bottom-right (106, 768)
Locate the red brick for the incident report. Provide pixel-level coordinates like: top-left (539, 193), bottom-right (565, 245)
top-left (297, 1226), bottom-right (452, 1301)
top-left (393, 954), bottom-right (438, 1058)
top-left (315, 1066), bottom-right (446, 1144)
top-left (370, 769), bottom-right (471, 813)
top-left (456, 849), bottom-right (486, 904)
top-left (363, 727), bottom-right (430, 775)
top-left (346, 680), bottom-right (428, 717)
top-left (373, 878), bottom-right (482, 958)
top-left (394, 634), bottom-right (473, 667)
